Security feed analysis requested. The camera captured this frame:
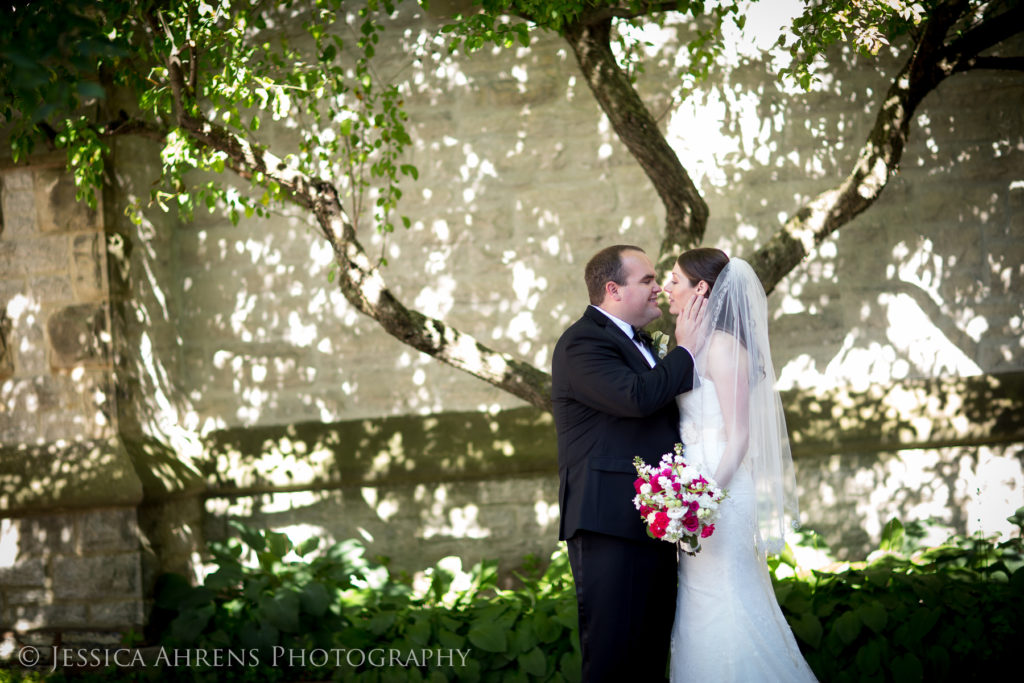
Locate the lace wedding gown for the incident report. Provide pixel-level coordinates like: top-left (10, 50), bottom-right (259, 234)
top-left (670, 378), bottom-right (817, 682)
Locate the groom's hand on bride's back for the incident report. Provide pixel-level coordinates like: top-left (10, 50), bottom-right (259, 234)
top-left (674, 294), bottom-right (707, 355)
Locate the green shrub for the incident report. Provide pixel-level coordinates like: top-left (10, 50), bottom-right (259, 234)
top-left (6, 508), bottom-right (1022, 681)
top-left (144, 521), bottom-right (580, 682)
top-left (772, 509), bottom-right (1024, 683)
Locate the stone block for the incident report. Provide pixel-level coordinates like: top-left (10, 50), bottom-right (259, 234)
top-left (21, 319), bottom-right (50, 375)
top-left (57, 630), bottom-right (126, 648)
top-left (46, 303), bottom-right (109, 369)
top-left (0, 558), bottom-right (46, 587)
top-left (52, 553), bottom-right (141, 601)
top-left (80, 509), bottom-right (139, 554)
top-left (33, 167), bottom-right (101, 234)
top-left (20, 630), bottom-right (61, 647)
top-left (74, 371), bottom-right (115, 439)
top-left (2, 513), bottom-right (78, 557)
top-left (86, 599), bottom-right (145, 628)
top-left (0, 236), bottom-right (68, 277)
top-left (4, 588), bottom-right (50, 606)
top-left (26, 275), bottom-right (73, 303)
top-left (0, 317), bottom-right (12, 383)
top-left (38, 410), bottom-right (91, 443)
top-left (0, 169), bottom-right (37, 238)
top-left (10, 603), bottom-right (89, 631)
top-left (70, 233), bottom-right (106, 301)
top-left (0, 439), bottom-right (144, 513)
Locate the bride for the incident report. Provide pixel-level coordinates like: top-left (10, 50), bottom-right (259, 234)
top-left (664, 248), bottom-right (817, 682)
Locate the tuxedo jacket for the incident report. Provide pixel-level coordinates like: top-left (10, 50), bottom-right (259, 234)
top-left (552, 306), bottom-right (696, 542)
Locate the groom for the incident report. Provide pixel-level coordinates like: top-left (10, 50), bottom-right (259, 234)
top-left (552, 245), bottom-right (705, 682)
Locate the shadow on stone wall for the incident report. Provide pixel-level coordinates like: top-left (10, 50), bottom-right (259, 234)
top-left (196, 372), bottom-right (1024, 571)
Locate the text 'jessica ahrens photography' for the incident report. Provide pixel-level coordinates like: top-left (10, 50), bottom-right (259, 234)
top-left (18, 646), bottom-right (474, 672)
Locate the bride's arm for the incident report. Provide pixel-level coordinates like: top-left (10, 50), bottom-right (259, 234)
top-left (706, 332), bottom-right (750, 488)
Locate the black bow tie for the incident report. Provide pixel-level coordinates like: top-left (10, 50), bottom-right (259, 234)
top-left (632, 327), bottom-right (653, 347)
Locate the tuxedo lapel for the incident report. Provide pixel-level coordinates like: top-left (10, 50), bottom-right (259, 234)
top-left (583, 307), bottom-right (652, 371)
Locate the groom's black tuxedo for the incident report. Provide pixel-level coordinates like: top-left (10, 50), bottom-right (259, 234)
top-left (552, 306), bottom-right (696, 681)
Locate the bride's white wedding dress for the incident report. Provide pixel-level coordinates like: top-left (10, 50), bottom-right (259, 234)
top-left (670, 378), bottom-right (817, 682)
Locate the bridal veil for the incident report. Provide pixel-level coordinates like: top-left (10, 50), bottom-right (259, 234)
top-left (692, 258), bottom-right (800, 556)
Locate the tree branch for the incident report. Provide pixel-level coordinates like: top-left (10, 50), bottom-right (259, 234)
top-left (582, 1), bottom-right (682, 26)
top-left (98, 114), bottom-right (168, 142)
top-left (962, 56), bottom-right (1024, 71)
top-left (563, 13), bottom-right (708, 275)
top-left (942, 2), bottom-right (1024, 74)
top-left (749, 0), bottom-right (974, 293)
top-left (158, 55), bottom-right (553, 409)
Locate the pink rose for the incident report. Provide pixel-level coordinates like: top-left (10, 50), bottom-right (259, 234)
top-left (683, 515), bottom-right (700, 532)
top-left (701, 524), bottom-right (715, 539)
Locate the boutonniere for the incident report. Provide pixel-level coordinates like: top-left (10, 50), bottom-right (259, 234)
top-left (650, 331), bottom-right (669, 359)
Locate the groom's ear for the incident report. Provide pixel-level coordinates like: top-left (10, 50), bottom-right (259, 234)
top-left (605, 280), bottom-right (620, 301)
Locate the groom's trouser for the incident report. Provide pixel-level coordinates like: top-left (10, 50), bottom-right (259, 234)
top-left (567, 530), bottom-right (678, 682)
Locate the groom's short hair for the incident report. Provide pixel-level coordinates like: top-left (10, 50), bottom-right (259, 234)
top-left (585, 245), bottom-right (645, 305)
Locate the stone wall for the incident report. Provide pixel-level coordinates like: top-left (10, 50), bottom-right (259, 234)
top-left (2, 3), bottom-right (1023, 647)
top-left (0, 161), bottom-right (148, 649)
top-left (0, 164), bottom-right (113, 444)
top-left (1, 508), bottom-right (144, 649)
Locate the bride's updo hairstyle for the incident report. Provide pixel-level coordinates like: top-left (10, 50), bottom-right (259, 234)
top-left (675, 247), bottom-right (730, 297)
top-left (678, 247), bottom-right (752, 355)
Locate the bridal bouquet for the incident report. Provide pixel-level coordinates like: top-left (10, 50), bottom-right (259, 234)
top-left (633, 443), bottom-right (726, 553)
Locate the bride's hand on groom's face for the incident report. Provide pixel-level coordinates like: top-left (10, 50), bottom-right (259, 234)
top-left (674, 294), bottom-right (707, 354)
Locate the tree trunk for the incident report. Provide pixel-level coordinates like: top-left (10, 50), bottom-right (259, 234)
top-left (749, 0), bottom-right (1023, 293)
top-left (564, 12), bottom-right (708, 274)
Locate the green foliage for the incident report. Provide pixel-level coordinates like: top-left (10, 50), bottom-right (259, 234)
top-left (2, 0), bottom-right (418, 241)
top-left (4, 511), bottom-right (1023, 681)
top-left (439, 0), bottom-right (744, 92)
top-left (778, 0), bottom-right (933, 89)
top-left (0, 2), bottom-right (132, 155)
top-left (142, 521), bottom-right (580, 681)
top-left (771, 507), bottom-right (1024, 682)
